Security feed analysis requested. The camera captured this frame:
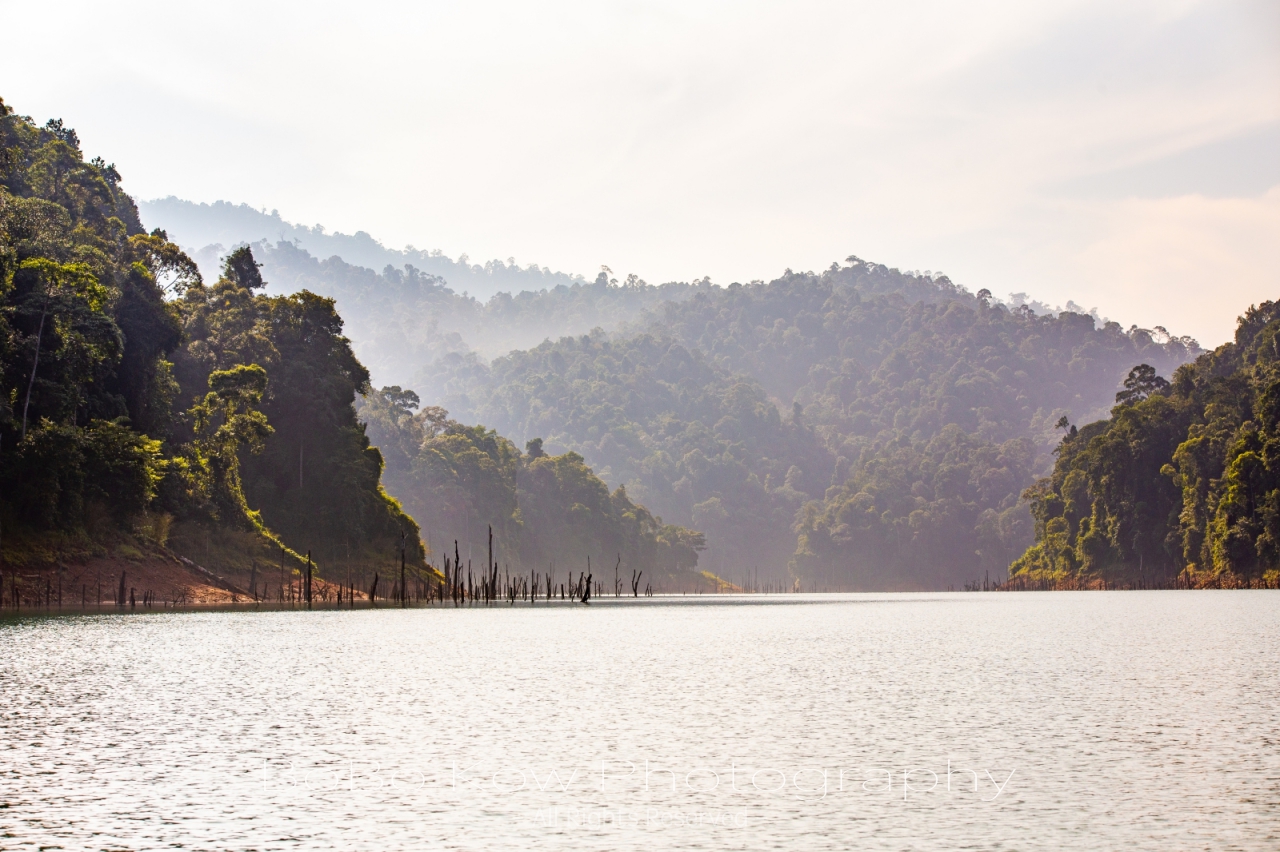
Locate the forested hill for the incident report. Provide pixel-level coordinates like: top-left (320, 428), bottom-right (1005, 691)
top-left (0, 96), bottom-right (420, 585)
top-left (1011, 300), bottom-right (1280, 589)
top-left (418, 263), bottom-right (1199, 588)
top-left (358, 388), bottom-right (708, 584)
top-left (646, 262), bottom-right (1196, 443)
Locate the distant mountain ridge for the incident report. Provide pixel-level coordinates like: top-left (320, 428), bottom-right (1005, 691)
top-left (141, 197), bottom-right (589, 301)
top-left (417, 264), bottom-right (1200, 588)
top-left (213, 239), bottom-right (705, 388)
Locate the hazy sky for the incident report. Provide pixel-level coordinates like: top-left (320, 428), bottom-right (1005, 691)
top-left (3, 0), bottom-right (1277, 345)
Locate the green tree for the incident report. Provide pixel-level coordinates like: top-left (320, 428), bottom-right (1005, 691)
top-left (1115, 363), bottom-right (1170, 405)
top-left (176, 363), bottom-right (272, 527)
top-left (0, 96), bottom-right (421, 580)
top-left (0, 101), bottom-right (186, 542)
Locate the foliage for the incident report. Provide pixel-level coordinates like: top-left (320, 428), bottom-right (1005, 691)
top-left (1011, 301), bottom-right (1280, 587)
top-left (417, 331), bottom-right (828, 576)
top-left (3, 418), bottom-right (163, 529)
top-left (185, 363), bottom-right (273, 527)
top-left (793, 426), bottom-right (1035, 589)
top-left (0, 97), bottom-right (185, 539)
top-left (650, 263), bottom-right (1196, 450)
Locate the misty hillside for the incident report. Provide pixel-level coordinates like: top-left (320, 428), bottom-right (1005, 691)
top-left (252, 240), bottom-right (705, 387)
top-left (417, 262), bottom-right (1199, 588)
top-left (143, 199), bottom-right (706, 386)
top-left (142, 197), bottom-right (588, 301)
top-left (1, 95), bottom-right (708, 591)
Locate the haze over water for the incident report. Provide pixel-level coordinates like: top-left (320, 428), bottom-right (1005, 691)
top-left (2, 591), bottom-right (1277, 850)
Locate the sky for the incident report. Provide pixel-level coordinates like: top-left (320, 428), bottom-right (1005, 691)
top-left (2, 0), bottom-right (1277, 347)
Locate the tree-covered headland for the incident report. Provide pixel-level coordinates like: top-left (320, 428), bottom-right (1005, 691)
top-left (1010, 301), bottom-right (1280, 589)
top-left (0, 97), bottom-right (420, 598)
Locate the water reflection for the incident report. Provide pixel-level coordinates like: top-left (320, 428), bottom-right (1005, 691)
top-left (1, 592), bottom-right (1277, 850)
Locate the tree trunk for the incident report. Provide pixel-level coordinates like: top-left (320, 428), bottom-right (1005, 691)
top-left (21, 301), bottom-right (49, 440)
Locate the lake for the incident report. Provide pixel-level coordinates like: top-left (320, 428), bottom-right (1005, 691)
top-left (1, 592), bottom-right (1277, 850)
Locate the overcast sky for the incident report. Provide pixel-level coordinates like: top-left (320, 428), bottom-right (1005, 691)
top-left (3, 0), bottom-right (1276, 345)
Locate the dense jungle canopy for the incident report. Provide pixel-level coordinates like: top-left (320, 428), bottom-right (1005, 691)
top-left (15, 94), bottom-right (1262, 592)
top-left (411, 266), bottom-right (1198, 588)
top-left (0, 97), bottom-right (421, 576)
top-left (167, 221), bottom-right (1203, 588)
top-left (1011, 301), bottom-right (1280, 589)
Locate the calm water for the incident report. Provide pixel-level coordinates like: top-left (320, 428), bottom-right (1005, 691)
top-left (1, 592), bottom-right (1277, 851)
